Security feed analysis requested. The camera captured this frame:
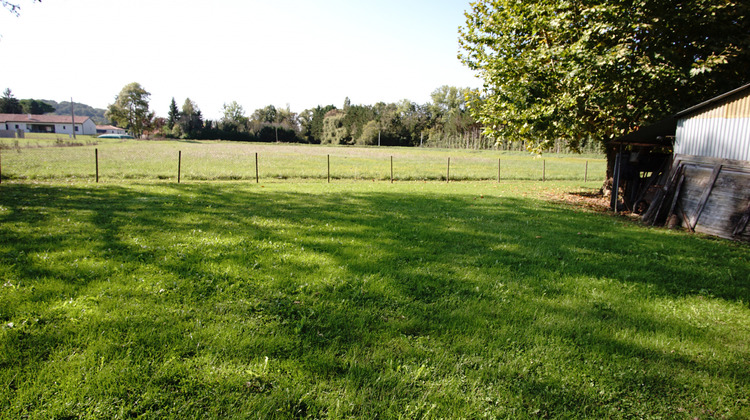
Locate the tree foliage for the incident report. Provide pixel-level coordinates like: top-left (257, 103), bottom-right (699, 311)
top-left (167, 98), bottom-right (179, 130)
top-left (221, 101), bottom-right (248, 132)
top-left (321, 110), bottom-right (349, 145)
top-left (299, 105), bottom-right (337, 143)
top-left (179, 98), bottom-right (203, 136)
top-left (459, 0), bottom-right (750, 152)
top-left (20, 99), bottom-right (55, 114)
top-left (106, 83), bottom-right (153, 138)
top-left (47, 100), bottom-right (107, 123)
top-left (0, 88), bottom-right (22, 113)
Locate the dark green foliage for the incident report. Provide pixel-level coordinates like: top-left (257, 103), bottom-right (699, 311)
top-left (167, 97), bottom-right (179, 130)
top-left (257, 124), bottom-right (297, 142)
top-left (251, 105), bottom-right (278, 124)
top-left (19, 99), bottom-right (55, 115)
top-left (0, 88), bottom-right (22, 114)
top-left (300, 105), bottom-right (337, 144)
top-left (179, 98), bottom-right (203, 138)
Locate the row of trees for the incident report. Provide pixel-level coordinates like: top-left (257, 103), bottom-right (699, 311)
top-left (0, 88), bottom-right (54, 115)
top-left (103, 83), bottom-right (491, 149)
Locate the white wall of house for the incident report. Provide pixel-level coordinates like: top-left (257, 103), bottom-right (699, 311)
top-left (3, 122), bottom-right (27, 131)
top-left (54, 119), bottom-right (97, 135)
top-left (97, 126), bottom-right (126, 134)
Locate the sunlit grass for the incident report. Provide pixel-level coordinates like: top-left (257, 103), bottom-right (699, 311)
top-left (0, 140), bottom-right (605, 182)
top-left (0, 180), bottom-right (748, 419)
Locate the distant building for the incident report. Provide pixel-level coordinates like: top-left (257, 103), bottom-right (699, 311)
top-left (96, 125), bottom-right (127, 135)
top-left (0, 113), bottom-right (98, 136)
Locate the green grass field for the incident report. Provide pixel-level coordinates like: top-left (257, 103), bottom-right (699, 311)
top-left (0, 139), bottom-right (604, 182)
top-left (0, 142), bottom-right (748, 419)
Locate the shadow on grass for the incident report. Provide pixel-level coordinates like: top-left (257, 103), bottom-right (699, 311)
top-left (0, 182), bottom-right (748, 418)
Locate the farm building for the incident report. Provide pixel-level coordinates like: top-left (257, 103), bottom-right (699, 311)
top-left (0, 113), bottom-right (98, 136)
top-left (96, 125), bottom-right (126, 135)
top-left (610, 83), bottom-right (750, 241)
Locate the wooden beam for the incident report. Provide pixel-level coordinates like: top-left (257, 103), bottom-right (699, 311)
top-left (667, 172), bottom-right (686, 221)
top-left (679, 207), bottom-right (694, 233)
top-left (732, 201), bottom-right (750, 237)
top-left (645, 162), bottom-right (682, 225)
top-left (689, 164), bottom-right (723, 230)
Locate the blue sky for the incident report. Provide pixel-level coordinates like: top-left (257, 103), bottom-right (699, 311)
top-left (0, 0), bottom-right (480, 119)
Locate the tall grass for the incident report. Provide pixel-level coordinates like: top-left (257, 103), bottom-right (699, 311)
top-left (0, 140), bottom-right (605, 182)
top-left (0, 180), bottom-right (748, 419)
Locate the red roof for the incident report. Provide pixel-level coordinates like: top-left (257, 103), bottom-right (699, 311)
top-left (0, 113), bottom-right (91, 124)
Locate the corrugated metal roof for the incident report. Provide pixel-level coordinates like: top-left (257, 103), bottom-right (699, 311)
top-left (675, 83), bottom-right (750, 119)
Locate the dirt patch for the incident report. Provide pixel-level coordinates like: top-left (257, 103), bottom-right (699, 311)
top-left (543, 189), bottom-right (611, 213)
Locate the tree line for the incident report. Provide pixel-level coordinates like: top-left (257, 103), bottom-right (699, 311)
top-left (109, 84), bottom-right (490, 149)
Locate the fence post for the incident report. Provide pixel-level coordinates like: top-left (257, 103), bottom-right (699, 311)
top-left (177, 150), bottom-right (181, 183)
top-left (498, 158), bottom-right (501, 183)
top-left (0, 148), bottom-right (2, 184)
top-left (542, 159), bottom-right (546, 182)
top-left (327, 154), bottom-right (330, 183)
top-left (255, 152), bottom-right (259, 183)
top-left (584, 161), bottom-right (588, 182)
top-left (390, 156), bottom-right (393, 183)
top-left (447, 157), bottom-right (451, 182)
top-left (95, 148), bottom-right (99, 183)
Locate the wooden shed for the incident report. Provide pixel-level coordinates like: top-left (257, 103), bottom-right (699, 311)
top-left (612, 83), bottom-right (750, 241)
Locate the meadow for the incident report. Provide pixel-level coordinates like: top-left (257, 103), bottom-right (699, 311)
top-left (0, 137), bottom-right (604, 182)
top-left (0, 141), bottom-right (748, 419)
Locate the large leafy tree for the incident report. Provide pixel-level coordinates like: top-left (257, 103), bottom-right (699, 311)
top-left (221, 101), bottom-right (248, 131)
top-left (179, 98), bottom-right (203, 136)
top-left (459, 0), bottom-right (750, 152)
top-left (106, 83), bottom-right (153, 138)
top-left (429, 86), bottom-right (478, 139)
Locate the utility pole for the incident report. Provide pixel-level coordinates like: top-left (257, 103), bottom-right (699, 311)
top-left (71, 97), bottom-right (76, 139)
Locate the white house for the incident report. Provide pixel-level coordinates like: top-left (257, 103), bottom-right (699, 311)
top-left (0, 113), bottom-right (98, 136)
top-left (96, 124), bottom-right (127, 135)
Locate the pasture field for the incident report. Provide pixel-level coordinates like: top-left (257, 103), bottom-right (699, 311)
top-left (0, 177), bottom-right (748, 419)
top-left (0, 139), bottom-right (605, 182)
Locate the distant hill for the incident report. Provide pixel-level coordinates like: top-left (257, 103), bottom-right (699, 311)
top-left (41, 100), bottom-right (108, 125)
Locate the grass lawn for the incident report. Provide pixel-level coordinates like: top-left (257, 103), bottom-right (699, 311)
top-left (0, 178), bottom-right (748, 419)
top-left (0, 139), bottom-right (605, 182)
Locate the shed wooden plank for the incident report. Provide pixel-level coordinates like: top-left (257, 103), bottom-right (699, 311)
top-left (667, 173), bottom-right (686, 220)
top-left (689, 164), bottom-right (723, 230)
top-left (732, 202), bottom-right (750, 237)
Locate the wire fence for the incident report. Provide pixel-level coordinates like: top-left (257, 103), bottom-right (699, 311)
top-left (0, 142), bottom-right (606, 184)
